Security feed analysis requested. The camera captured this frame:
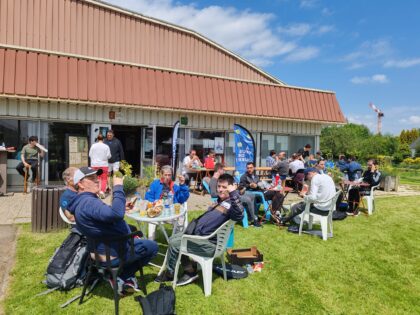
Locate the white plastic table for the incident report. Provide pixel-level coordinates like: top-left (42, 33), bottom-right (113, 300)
top-left (126, 203), bottom-right (187, 272)
top-left (125, 203), bottom-right (187, 243)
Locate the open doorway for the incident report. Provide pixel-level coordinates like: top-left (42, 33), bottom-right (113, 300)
top-left (111, 125), bottom-right (142, 175)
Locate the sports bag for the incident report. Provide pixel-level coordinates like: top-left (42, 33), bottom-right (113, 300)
top-left (44, 227), bottom-right (89, 290)
top-left (332, 210), bottom-right (347, 220)
top-left (135, 284), bottom-right (176, 315)
top-left (213, 263), bottom-right (248, 279)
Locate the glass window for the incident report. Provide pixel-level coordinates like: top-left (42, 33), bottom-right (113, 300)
top-left (191, 130), bottom-right (225, 164)
top-left (260, 134), bottom-right (289, 166)
top-left (155, 127), bottom-right (173, 168)
top-left (47, 122), bottom-right (89, 183)
top-left (289, 136), bottom-right (315, 155)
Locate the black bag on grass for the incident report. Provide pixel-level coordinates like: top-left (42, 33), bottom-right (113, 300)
top-left (44, 227), bottom-right (89, 290)
top-left (332, 210), bottom-right (347, 220)
top-left (135, 284), bottom-right (176, 315)
top-left (213, 263), bottom-right (248, 279)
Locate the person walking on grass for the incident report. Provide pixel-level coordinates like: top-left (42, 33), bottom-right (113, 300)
top-left (89, 134), bottom-right (111, 198)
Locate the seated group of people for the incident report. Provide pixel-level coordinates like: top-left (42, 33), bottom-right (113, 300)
top-left (59, 164), bottom-right (244, 295)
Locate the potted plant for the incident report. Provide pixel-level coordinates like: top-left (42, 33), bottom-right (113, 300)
top-left (377, 155), bottom-right (399, 192)
top-left (136, 165), bottom-right (157, 198)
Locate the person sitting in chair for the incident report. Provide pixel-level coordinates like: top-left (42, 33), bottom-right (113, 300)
top-left (59, 167), bottom-right (79, 222)
top-left (344, 156), bottom-right (363, 181)
top-left (239, 161), bottom-right (285, 220)
top-left (155, 173), bottom-right (243, 286)
top-left (209, 163), bottom-right (259, 227)
top-left (145, 165), bottom-right (190, 204)
top-left (347, 159), bottom-right (381, 216)
top-left (16, 136), bottom-right (44, 184)
top-left (68, 167), bottom-right (158, 296)
top-left (280, 167), bottom-right (336, 225)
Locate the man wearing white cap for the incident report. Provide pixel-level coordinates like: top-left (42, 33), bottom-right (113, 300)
top-left (68, 167), bottom-right (158, 296)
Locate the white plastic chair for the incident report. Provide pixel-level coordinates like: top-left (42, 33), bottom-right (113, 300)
top-left (59, 207), bottom-right (75, 225)
top-left (362, 185), bottom-right (380, 215)
top-left (298, 191), bottom-right (341, 241)
top-left (172, 220), bottom-right (235, 297)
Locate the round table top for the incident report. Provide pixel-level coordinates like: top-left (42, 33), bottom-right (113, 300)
top-left (125, 204), bottom-right (187, 223)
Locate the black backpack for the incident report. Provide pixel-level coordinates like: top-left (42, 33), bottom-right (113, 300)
top-left (44, 227), bottom-right (89, 291)
top-left (135, 284), bottom-right (176, 315)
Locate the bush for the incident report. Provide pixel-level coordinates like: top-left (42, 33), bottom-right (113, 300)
top-left (123, 176), bottom-right (139, 194)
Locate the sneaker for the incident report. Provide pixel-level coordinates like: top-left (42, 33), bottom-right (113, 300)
top-left (346, 211), bottom-right (354, 216)
top-left (253, 221), bottom-right (262, 228)
top-left (353, 209), bottom-right (360, 217)
top-left (108, 277), bottom-right (125, 296)
top-left (176, 272), bottom-right (199, 286)
top-left (154, 271), bottom-right (174, 283)
top-left (124, 277), bottom-right (141, 293)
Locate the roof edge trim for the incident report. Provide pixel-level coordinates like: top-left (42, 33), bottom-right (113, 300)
top-left (0, 94), bottom-right (346, 125)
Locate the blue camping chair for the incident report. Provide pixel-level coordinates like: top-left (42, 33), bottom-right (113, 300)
top-left (234, 173), bottom-right (271, 221)
top-left (202, 177), bottom-right (249, 228)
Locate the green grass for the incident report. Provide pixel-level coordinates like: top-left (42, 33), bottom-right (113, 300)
top-left (3, 196), bottom-right (420, 315)
top-left (397, 169), bottom-right (420, 188)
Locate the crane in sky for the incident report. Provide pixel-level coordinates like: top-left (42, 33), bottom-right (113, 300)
top-left (369, 102), bottom-right (384, 134)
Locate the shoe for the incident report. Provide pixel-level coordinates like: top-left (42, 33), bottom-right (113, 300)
top-left (253, 221), bottom-right (262, 228)
top-left (99, 191), bottom-right (106, 199)
top-left (124, 277), bottom-right (141, 293)
top-left (353, 209), bottom-right (360, 217)
top-left (154, 271), bottom-right (174, 283)
top-left (176, 272), bottom-right (199, 286)
top-left (346, 211), bottom-right (354, 216)
top-left (108, 277), bottom-right (125, 296)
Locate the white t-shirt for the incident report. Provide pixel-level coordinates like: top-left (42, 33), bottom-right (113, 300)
top-left (182, 156), bottom-right (192, 174)
top-left (89, 142), bottom-right (111, 167)
top-left (289, 160), bottom-right (305, 174)
top-left (304, 173), bottom-right (336, 211)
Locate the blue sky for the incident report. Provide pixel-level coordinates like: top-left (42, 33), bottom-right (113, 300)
top-left (107, 0), bottom-right (420, 135)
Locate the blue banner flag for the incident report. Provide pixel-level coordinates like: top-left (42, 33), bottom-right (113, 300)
top-left (171, 121), bottom-right (180, 180)
top-left (233, 124), bottom-right (255, 177)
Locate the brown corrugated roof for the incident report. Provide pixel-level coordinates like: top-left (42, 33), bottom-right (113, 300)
top-left (0, 47), bottom-right (346, 123)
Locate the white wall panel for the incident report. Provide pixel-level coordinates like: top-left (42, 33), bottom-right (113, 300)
top-left (0, 98), bottom-right (323, 135)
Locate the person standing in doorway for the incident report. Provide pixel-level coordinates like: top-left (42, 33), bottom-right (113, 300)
top-left (16, 136), bottom-right (45, 184)
top-left (104, 130), bottom-right (125, 175)
top-left (89, 134), bottom-right (111, 198)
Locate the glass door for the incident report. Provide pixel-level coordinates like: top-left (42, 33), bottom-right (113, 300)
top-left (141, 126), bottom-right (155, 173)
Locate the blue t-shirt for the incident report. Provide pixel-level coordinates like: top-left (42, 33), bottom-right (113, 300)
top-left (60, 189), bottom-right (77, 211)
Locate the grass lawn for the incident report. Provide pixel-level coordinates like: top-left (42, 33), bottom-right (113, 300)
top-left (3, 196), bottom-right (420, 315)
top-left (397, 169), bottom-right (420, 188)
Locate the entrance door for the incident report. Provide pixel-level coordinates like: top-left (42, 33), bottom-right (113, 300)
top-left (141, 126), bottom-right (155, 173)
top-left (91, 124), bottom-right (111, 145)
top-left (111, 126), bottom-right (142, 175)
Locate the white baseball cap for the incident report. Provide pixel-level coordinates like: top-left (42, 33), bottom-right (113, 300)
top-left (73, 167), bottom-right (103, 185)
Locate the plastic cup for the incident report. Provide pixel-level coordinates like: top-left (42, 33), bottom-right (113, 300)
top-left (174, 203), bottom-right (181, 215)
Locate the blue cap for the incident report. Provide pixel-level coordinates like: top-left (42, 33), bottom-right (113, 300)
top-left (304, 167), bottom-right (318, 176)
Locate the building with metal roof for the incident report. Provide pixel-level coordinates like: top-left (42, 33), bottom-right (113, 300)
top-left (0, 0), bottom-right (345, 188)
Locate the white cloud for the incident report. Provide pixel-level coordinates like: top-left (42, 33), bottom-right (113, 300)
top-left (408, 115), bottom-right (420, 124)
top-left (341, 39), bottom-right (393, 69)
top-left (300, 0), bottom-right (318, 9)
top-left (384, 58), bottom-right (420, 68)
top-left (316, 25), bottom-right (334, 35)
top-left (350, 74), bottom-right (389, 84)
top-left (278, 23), bottom-right (311, 36)
top-left (106, 0), bottom-right (320, 66)
top-left (278, 23), bottom-right (334, 37)
top-left (321, 8), bottom-right (333, 16)
top-left (284, 46), bottom-right (320, 62)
